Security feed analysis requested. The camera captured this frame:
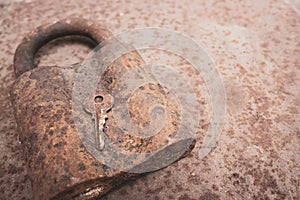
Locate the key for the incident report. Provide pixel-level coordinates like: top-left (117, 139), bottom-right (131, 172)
top-left (83, 91), bottom-right (113, 150)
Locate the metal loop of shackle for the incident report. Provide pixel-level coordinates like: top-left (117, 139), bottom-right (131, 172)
top-left (13, 18), bottom-right (112, 77)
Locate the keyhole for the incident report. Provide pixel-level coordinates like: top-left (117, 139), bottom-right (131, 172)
top-left (94, 96), bottom-right (104, 103)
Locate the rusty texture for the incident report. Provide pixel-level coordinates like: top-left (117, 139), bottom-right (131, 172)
top-left (13, 18), bottom-right (111, 77)
top-left (1, 1), bottom-right (299, 200)
top-left (10, 18), bottom-right (194, 199)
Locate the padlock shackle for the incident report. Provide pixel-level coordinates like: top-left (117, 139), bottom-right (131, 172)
top-left (14, 18), bottom-right (112, 77)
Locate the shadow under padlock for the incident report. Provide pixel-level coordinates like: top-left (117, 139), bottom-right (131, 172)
top-left (11, 18), bottom-right (195, 199)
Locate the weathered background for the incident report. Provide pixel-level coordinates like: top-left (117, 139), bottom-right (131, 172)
top-left (0, 0), bottom-right (299, 199)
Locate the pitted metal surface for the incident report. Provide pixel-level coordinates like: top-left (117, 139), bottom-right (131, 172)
top-left (11, 65), bottom-right (131, 199)
top-left (10, 18), bottom-right (195, 199)
top-left (0, 0), bottom-right (299, 200)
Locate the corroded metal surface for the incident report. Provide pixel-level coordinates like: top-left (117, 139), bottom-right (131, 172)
top-left (0, 0), bottom-right (299, 200)
top-left (11, 65), bottom-right (132, 199)
top-left (10, 19), bottom-right (194, 199)
top-left (13, 18), bottom-right (111, 77)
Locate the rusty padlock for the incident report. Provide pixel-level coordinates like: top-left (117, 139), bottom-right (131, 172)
top-left (11, 18), bottom-right (195, 199)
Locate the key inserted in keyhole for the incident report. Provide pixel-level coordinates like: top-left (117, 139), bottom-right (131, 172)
top-left (83, 92), bottom-right (114, 150)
